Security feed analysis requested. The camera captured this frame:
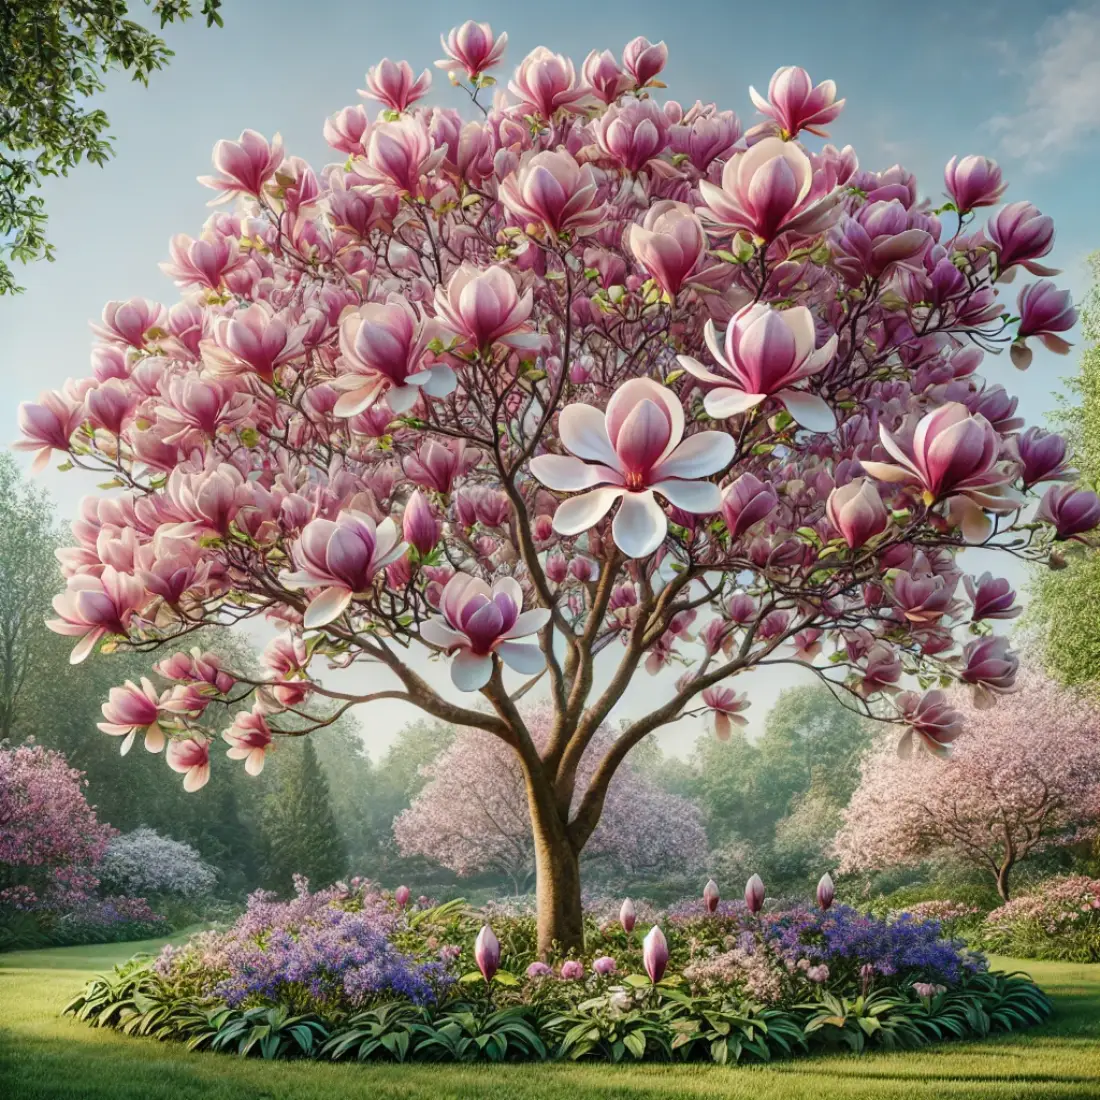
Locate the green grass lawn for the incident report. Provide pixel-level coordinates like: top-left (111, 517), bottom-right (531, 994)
top-left (2, 938), bottom-right (1099, 1099)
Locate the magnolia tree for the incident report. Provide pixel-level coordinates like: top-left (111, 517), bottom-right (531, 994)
top-left (835, 673), bottom-right (1100, 899)
top-left (21, 21), bottom-right (1099, 951)
top-left (394, 704), bottom-right (708, 891)
top-left (0, 743), bottom-right (115, 913)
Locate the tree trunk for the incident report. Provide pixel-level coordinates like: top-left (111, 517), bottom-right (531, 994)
top-left (526, 784), bottom-right (584, 957)
top-left (996, 860), bottom-right (1012, 902)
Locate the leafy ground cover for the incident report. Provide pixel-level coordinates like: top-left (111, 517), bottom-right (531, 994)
top-left (2, 936), bottom-right (1099, 1099)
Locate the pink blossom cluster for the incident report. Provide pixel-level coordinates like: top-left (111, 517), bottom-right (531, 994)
top-left (393, 702), bottom-right (708, 881)
top-left (15, 18), bottom-right (1094, 929)
top-left (0, 744), bottom-right (115, 913)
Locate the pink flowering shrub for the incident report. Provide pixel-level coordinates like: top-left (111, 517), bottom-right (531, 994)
top-left (24, 17), bottom-right (1097, 952)
top-left (0, 744), bottom-right (114, 914)
top-left (981, 877), bottom-right (1100, 962)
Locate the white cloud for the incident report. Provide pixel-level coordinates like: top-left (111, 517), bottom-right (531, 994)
top-left (988, 4), bottom-right (1100, 163)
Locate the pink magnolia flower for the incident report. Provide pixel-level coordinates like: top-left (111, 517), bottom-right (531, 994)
top-left (358, 117), bottom-right (445, 196)
top-left (14, 390), bottom-right (84, 472)
top-left (792, 628), bottom-right (824, 661)
top-left (507, 47), bottom-right (589, 119)
top-left (48, 567), bottom-right (146, 664)
top-left (1011, 280), bottom-right (1075, 370)
top-left (826, 478), bottom-right (888, 548)
top-left (1015, 427), bottom-right (1073, 487)
top-left (436, 21), bottom-right (507, 81)
top-left (202, 304), bottom-right (308, 383)
top-left (324, 105), bottom-right (371, 155)
top-left (499, 150), bottom-right (604, 237)
top-left (198, 129), bottom-right (284, 204)
top-left (280, 512), bottom-right (408, 628)
top-left (744, 873), bottom-right (766, 913)
top-left (222, 707), bottom-right (274, 775)
top-left (1037, 484), bottom-right (1100, 540)
top-left (817, 872), bottom-right (835, 911)
top-left (944, 155), bottom-right (1006, 213)
top-left (858, 642), bottom-right (902, 696)
top-left (591, 99), bottom-right (670, 173)
top-left (333, 295), bottom-right (455, 416)
top-left (560, 959), bottom-right (585, 980)
top-left (678, 303), bottom-right (838, 431)
top-left (702, 686), bottom-right (750, 740)
top-left (97, 678), bottom-right (165, 755)
top-left (669, 108), bottom-right (741, 171)
top-left (434, 263), bottom-right (541, 352)
top-left (403, 490), bottom-right (441, 555)
top-left (582, 49), bottom-right (632, 104)
top-left (860, 403), bottom-right (1018, 541)
top-left (986, 201), bottom-right (1058, 278)
top-left (402, 438), bottom-right (480, 493)
top-left (157, 377), bottom-right (253, 443)
top-left (964, 572), bottom-right (1020, 621)
top-left (160, 233), bottom-right (241, 291)
top-left (698, 137), bottom-right (841, 243)
top-left (830, 200), bottom-right (932, 283)
top-left (622, 36), bottom-right (668, 89)
top-left (166, 736), bottom-right (211, 792)
top-left (395, 884), bottom-right (411, 908)
top-left (530, 378), bottom-right (734, 558)
top-left (896, 689), bottom-right (963, 758)
top-left (474, 924), bottom-right (500, 981)
top-left (421, 574), bottom-right (550, 690)
top-left (90, 298), bottom-right (166, 348)
top-left (750, 66), bottom-right (844, 138)
top-left (359, 59), bottom-right (431, 112)
top-left (620, 898), bottom-right (637, 933)
top-left (642, 925), bottom-right (668, 983)
top-left (703, 878), bottom-right (720, 913)
top-left (720, 473), bottom-right (778, 539)
top-left (627, 201), bottom-right (706, 297)
top-left (960, 636), bottom-right (1019, 709)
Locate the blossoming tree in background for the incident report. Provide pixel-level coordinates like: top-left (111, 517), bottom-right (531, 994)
top-left (0, 744), bottom-right (115, 913)
top-left (835, 673), bottom-right (1100, 900)
top-left (394, 704), bottom-right (707, 892)
top-left (22, 20), bottom-right (1098, 951)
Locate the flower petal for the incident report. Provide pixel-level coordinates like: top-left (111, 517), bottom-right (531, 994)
top-left (420, 617), bottom-right (465, 649)
top-left (612, 491), bottom-right (667, 558)
top-left (450, 649), bottom-right (493, 691)
top-left (502, 608), bottom-right (552, 639)
top-left (496, 640), bottom-right (547, 675)
top-left (529, 454), bottom-right (621, 491)
top-left (559, 403), bottom-right (619, 466)
top-left (303, 586), bottom-right (353, 629)
top-left (552, 487), bottom-right (625, 536)
top-left (677, 354), bottom-right (728, 385)
top-left (777, 388), bottom-right (836, 432)
top-left (703, 389), bottom-right (766, 419)
top-left (859, 460), bottom-right (913, 484)
top-left (651, 479), bottom-right (721, 513)
top-left (651, 431), bottom-right (734, 480)
top-left (421, 364), bottom-right (458, 397)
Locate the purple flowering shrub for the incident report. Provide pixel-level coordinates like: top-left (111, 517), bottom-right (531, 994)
top-left (155, 876), bottom-right (454, 1013)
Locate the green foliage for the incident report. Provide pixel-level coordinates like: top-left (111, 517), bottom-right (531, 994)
top-left (261, 738), bottom-right (347, 893)
top-left (662, 990), bottom-right (806, 1063)
top-left (0, 1), bottom-right (224, 293)
top-left (545, 996), bottom-right (673, 1062)
top-left (1029, 253), bottom-right (1100, 686)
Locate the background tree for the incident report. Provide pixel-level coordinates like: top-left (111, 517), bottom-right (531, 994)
top-left (1030, 253), bottom-right (1100, 686)
top-left (27, 23), bottom-right (1095, 953)
top-left (0, 455), bottom-right (62, 739)
top-left (261, 737), bottom-right (347, 895)
top-left (0, 743), bottom-right (115, 913)
top-left (836, 673), bottom-right (1100, 900)
top-left (0, 0), bottom-right (225, 294)
top-left (394, 708), bottom-right (708, 894)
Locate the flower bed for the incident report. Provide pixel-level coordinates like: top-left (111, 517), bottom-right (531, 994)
top-left (65, 876), bottom-right (1052, 1063)
top-left (980, 876), bottom-right (1100, 962)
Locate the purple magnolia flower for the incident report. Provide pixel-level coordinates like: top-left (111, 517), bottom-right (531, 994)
top-left (474, 924), bottom-right (500, 982)
top-left (745, 874), bottom-right (766, 914)
top-left (643, 925), bottom-right (669, 983)
top-left (593, 955), bottom-right (617, 976)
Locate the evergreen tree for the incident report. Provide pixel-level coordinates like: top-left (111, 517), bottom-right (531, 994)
top-left (262, 738), bottom-right (346, 894)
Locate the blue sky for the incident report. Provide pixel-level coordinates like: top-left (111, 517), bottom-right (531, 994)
top-left (2, 0), bottom-right (1098, 756)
